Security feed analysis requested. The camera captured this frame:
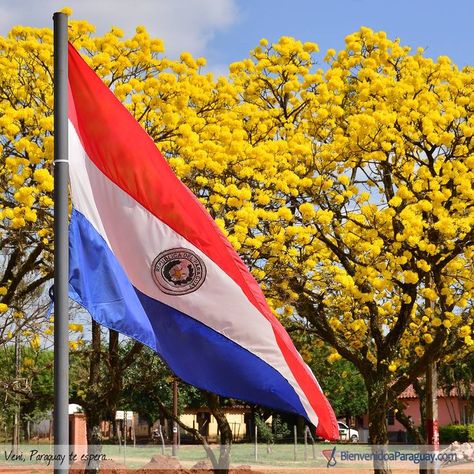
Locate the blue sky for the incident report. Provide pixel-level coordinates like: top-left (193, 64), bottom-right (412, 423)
top-left (0, 0), bottom-right (472, 72)
top-left (207, 0), bottom-right (474, 69)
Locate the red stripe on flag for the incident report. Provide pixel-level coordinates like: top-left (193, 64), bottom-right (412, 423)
top-left (67, 43), bottom-right (338, 440)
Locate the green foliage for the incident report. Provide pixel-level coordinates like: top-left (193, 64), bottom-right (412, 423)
top-left (254, 415), bottom-right (272, 444)
top-left (0, 344), bottom-right (15, 370)
top-left (121, 346), bottom-right (206, 425)
top-left (439, 424), bottom-right (474, 443)
top-left (438, 354), bottom-right (474, 399)
top-left (306, 345), bottom-right (368, 418)
top-left (21, 347), bottom-right (54, 414)
top-left (254, 414), bottom-right (290, 444)
top-left (0, 345), bottom-right (53, 440)
top-left (270, 416), bottom-right (291, 443)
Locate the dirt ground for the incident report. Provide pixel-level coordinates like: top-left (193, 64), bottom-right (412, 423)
top-left (86, 468), bottom-right (474, 474)
top-left (2, 466), bottom-right (474, 474)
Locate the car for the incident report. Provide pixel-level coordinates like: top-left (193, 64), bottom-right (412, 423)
top-left (338, 421), bottom-right (359, 442)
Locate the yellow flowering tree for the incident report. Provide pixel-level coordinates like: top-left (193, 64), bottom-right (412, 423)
top-left (137, 29), bottom-right (472, 450)
top-left (0, 17), bottom-right (173, 349)
top-left (1, 17), bottom-right (473, 461)
top-left (0, 16), bottom-right (234, 457)
top-left (199, 30), bottom-right (473, 451)
top-left (0, 25), bottom-right (57, 347)
top-left (90, 24), bottom-right (472, 454)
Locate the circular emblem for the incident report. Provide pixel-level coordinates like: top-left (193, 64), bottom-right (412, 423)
top-left (151, 248), bottom-right (207, 295)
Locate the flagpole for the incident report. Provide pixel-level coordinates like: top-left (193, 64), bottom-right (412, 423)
top-left (53, 11), bottom-right (69, 473)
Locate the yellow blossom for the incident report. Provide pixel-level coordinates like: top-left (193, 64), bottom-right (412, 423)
top-left (423, 334), bottom-right (434, 344)
top-left (327, 352), bottom-right (342, 363)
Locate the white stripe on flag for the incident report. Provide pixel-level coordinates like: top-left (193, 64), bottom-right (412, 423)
top-left (68, 121), bottom-right (319, 427)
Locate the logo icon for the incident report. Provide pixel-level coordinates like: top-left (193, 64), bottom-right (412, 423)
top-left (322, 447), bottom-right (337, 468)
top-left (152, 248), bottom-right (206, 295)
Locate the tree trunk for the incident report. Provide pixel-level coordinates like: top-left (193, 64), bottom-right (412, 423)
top-left (110, 419), bottom-right (119, 443)
top-left (207, 393), bottom-right (232, 474)
top-left (155, 395), bottom-right (219, 467)
top-left (104, 329), bottom-right (122, 443)
top-left (84, 320), bottom-right (103, 474)
top-left (84, 407), bottom-right (103, 474)
top-left (368, 383), bottom-right (391, 474)
top-left (413, 379), bottom-right (427, 430)
top-left (394, 402), bottom-right (424, 445)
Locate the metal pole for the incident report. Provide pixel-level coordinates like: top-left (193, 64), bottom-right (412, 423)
top-left (133, 413), bottom-right (136, 448)
top-left (304, 426), bottom-right (307, 462)
top-left (123, 413), bottom-right (127, 466)
top-left (254, 424), bottom-right (258, 462)
top-left (293, 425), bottom-right (297, 461)
top-left (172, 380), bottom-right (178, 456)
top-left (425, 273), bottom-right (439, 474)
top-left (53, 11), bottom-right (69, 474)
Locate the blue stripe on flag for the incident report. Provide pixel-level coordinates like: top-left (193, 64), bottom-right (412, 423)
top-left (69, 208), bottom-right (306, 415)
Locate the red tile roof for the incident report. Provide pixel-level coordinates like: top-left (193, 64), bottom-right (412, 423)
top-left (398, 384), bottom-right (474, 399)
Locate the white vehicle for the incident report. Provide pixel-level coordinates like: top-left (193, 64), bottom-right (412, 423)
top-left (338, 421), bottom-right (359, 442)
